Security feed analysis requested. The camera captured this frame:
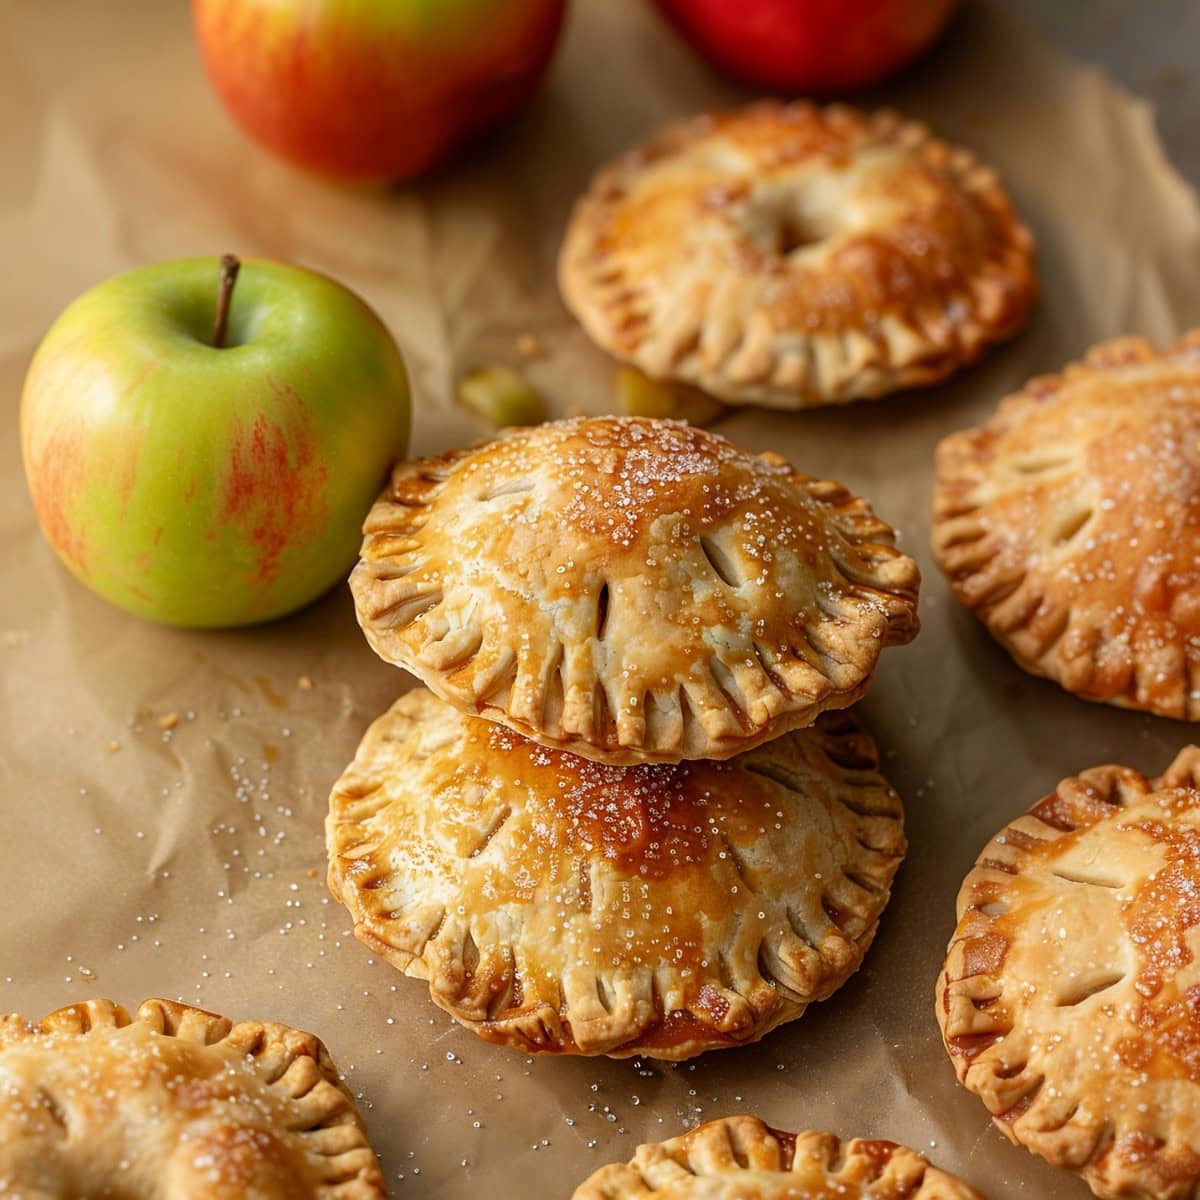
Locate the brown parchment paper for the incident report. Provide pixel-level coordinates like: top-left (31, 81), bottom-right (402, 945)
top-left (4, 2), bottom-right (1200, 1195)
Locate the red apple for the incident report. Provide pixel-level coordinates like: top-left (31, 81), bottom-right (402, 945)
top-left (652, 0), bottom-right (959, 93)
top-left (192, 0), bottom-right (567, 184)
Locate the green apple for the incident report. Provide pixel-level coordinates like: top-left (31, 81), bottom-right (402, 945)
top-left (21, 255), bottom-right (410, 628)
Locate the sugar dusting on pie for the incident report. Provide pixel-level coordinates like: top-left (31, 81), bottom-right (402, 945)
top-left (0, 997), bottom-right (385, 1198)
top-left (933, 331), bottom-right (1200, 720)
top-left (350, 416), bottom-right (919, 765)
top-left (938, 747), bottom-right (1200, 1199)
top-left (569, 1115), bottom-right (984, 1198)
top-left (559, 101), bottom-right (1036, 409)
top-left (326, 687), bottom-right (905, 1060)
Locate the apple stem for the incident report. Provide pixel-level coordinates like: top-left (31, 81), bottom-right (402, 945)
top-left (212, 253), bottom-right (241, 349)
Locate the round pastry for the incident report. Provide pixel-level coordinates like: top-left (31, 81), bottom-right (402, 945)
top-left (350, 417), bottom-right (920, 765)
top-left (933, 332), bottom-right (1200, 721)
top-left (559, 102), bottom-right (1036, 410)
top-left (327, 688), bottom-right (905, 1060)
top-left (938, 746), bottom-right (1200, 1200)
top-left (0, 997), bottom-right (384, 1198)
top-left (570, 1116), bottom-right (984, 1199)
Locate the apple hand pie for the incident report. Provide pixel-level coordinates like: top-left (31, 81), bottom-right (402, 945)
top-left (559, 102), bottom-right (1036, 409)
top-left (933, 332), bottom-right (1200, 720)
top-left (938, 747), bottom-right (1200, 1200)
top-left (570, 1116), bottom-right (984, 1199)
top-left (327, 688), bottom-right (905, 1060)
top-left (0, 997), bottom-right (385, 1198)
top-left (350, 417), bottom-right (919, 765)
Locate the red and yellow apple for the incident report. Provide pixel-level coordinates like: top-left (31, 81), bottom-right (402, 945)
top-left (192, 0), bottom-right (567, 183)
top-left (21, 256), bottom-right (410, 628)
top-left (652, 0), bottom-right (959, 92)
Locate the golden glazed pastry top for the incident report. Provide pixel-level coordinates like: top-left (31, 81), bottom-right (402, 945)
top-left (327, 689), bottom-right (905, 1060)
top-left (559, 102), bottom-right (1036, 409)
top-left (570, 1116), bottom-right (984, 1199)
top-left (0, 997), bottom-right (385, 1198)
top-left (938, 747), bottom-right (1200, 1200)
top-left (351, 417), bottom-right (919, 765)
top-left (933, 332), bottom-right (1200, 721)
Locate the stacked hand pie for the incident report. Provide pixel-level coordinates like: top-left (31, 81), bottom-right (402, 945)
top-left (329, 415), bottom-right (920, 1058)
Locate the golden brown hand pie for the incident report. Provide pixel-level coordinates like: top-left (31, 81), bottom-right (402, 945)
top-left (350, 417), bottom-right (919, 765)
top-left (326, 688), bottom-right (905, 1060)
top-left (559, 102), bottom-right (1036, 410)
top-left (937, 747), bottom-right (1200, 1200)
top-left (0, 997), bottom-right (385, 1199)
top-left (570, 1116), bottom-right (984, 1199)
top-left (933, 332), bottom-right (1200, 721)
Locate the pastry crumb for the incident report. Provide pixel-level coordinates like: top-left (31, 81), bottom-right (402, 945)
top-left (516, 332), bottom-right (545, 358)
top-left (298, 674), bottom-right (314, 690)
top-left (157, 711), bottom-right (180, 731)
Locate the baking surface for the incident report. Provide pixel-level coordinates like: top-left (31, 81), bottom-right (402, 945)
top-left (1011, 0), bottom-right (1200, 187)
top-left (4, 1), bottom-right (1200, 1195)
